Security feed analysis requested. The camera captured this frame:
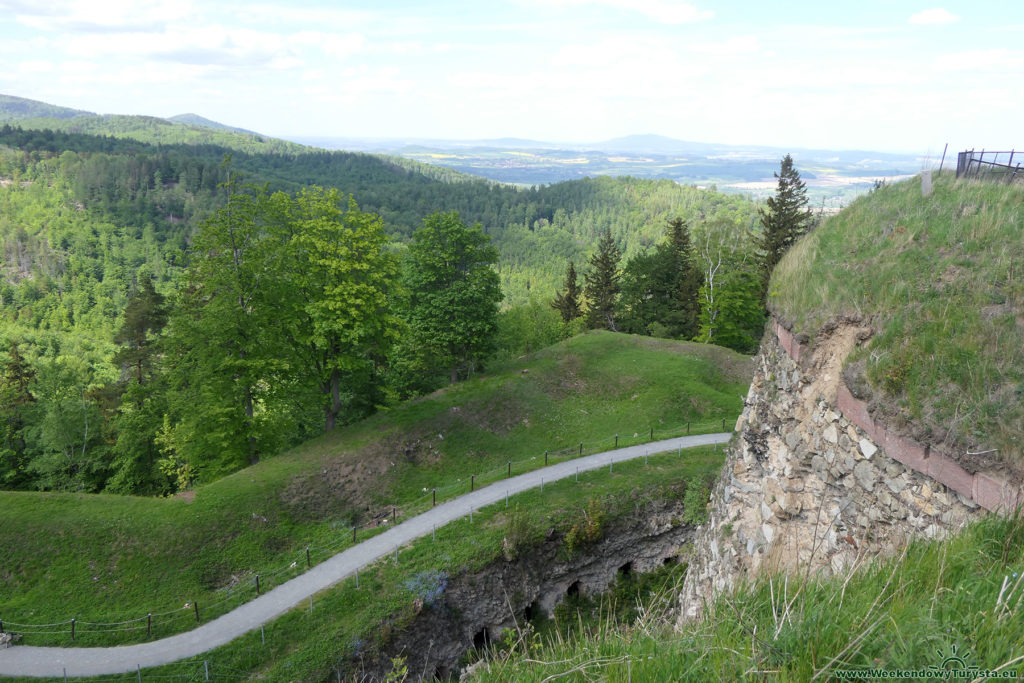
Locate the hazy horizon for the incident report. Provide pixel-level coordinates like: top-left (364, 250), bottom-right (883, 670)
top-left (1, 1), bottom-right (1021, 156)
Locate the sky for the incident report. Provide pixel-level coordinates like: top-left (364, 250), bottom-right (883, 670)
top-left (0, 0), bottom-right (1021, 154)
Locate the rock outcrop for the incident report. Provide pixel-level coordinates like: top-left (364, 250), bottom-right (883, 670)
top-left (352, 498), bottom-right (694, 682)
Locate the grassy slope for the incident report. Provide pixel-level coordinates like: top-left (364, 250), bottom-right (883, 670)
top-left (0, 332), bottom-right (749, 646)
top-left (5, 446), bottom-right (726, 681)
top-left (770, 172), bottom-right (1024, 465)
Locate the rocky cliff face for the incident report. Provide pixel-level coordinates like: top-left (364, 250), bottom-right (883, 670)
top-left (349, 498), bottom-right (695, 682)
top-left (677, 320), bottom-right (987, 623)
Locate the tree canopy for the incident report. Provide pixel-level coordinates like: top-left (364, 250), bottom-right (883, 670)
top-left (402, 211), bottom-right (502, 385)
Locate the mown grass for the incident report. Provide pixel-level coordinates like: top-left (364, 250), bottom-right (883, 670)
top-left (5, 446), bottom-right (725, 681)
top-left (0, 331), bottom-right (748, 649)
top-left (770, 172), bottom-right (1024, 463)
top-left (472, 512), bottom-right (1024, 681)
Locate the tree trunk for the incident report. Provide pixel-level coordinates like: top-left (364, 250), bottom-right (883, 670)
top-left (245, 386), bottom-right (258, 465)
top-left (324, 367), bottom-right (341, 432)
top-left (450, 365), bottom-right (459, 384)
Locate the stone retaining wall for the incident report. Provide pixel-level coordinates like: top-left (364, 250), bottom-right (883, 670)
top-left (776, 319), bottom-right (1022, 513)
top-left (677, 321), bottom-right (990, 623)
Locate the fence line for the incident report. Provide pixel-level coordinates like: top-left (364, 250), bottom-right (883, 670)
top-left (955, 149), bottom-right (1022, 184)
top-left (0, 417), bottom-right (732, 646)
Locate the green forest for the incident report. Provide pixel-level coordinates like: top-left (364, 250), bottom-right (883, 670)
top-left (0, 118), bottom-right (771, 496)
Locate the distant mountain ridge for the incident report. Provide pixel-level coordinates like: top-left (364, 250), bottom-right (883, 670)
top-left (0, 93), bottom-right (96, 122)
top-left (166, 113), bottom-right (258, 135)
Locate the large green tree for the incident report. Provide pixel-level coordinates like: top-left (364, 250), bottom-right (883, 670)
top-left (757, 154), bottom-right (812, 298)
top-left (403, 211), bottom-right (502, 385)
top-left (584, 229), bottom-right (621, 331)
top-left (282, 188), bottom-right (400, 431)
top-left (695, 217), bottom-right (765, 353)
top-left (0, 343), bottom-right (35, 489)
top-left (105, 276), bottom-right (171, 494)
top-left (618, 219), bottom-right (701, 338)
top-left (162, 180), bottom-right (293, 478)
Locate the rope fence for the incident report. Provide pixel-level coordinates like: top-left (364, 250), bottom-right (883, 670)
top-left (0, 417), bottom-right (732, 649)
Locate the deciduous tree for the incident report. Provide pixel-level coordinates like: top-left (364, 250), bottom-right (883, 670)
top-left (282, 188), bottom-right (399, 431)
top-left (403, 211), bottom-right (502, 385)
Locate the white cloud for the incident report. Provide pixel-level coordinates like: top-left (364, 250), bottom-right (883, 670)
top-left (18, 60), bottom-right (55, 73)
top-left (527, 0), bottom-right (712, 24)
top-left (608, 0), bottom-right (712, 24)
top-left (60, 25), bottom-right (319, 71)
top-left (934, 48), bottom-right (1024, 71)
top-left (909, 8), bottom-right (960, 25)
top-left (690, 35), bottom-right (759, 57)
top-left (6, 0), bottom-right (192, 32)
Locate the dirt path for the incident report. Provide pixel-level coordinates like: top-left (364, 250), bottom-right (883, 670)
top-left (0, 432), bottom-right (731, 679)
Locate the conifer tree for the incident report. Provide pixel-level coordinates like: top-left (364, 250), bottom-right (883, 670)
top-left (112, 275), bottom-right (167, 385)
top-left (551, 261), bottom-right (583, 323)
top-left (655, 218), bottom-right (701, 338)
top-left (757, 154), bottom-right (812, 299)
top-left (584, 229), bottom-right (621, 331)
top-left (0, 343), bottom-right (35, 489)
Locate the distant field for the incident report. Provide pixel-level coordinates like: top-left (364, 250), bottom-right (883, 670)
top-left (297, 135), bottom-right (926, 205)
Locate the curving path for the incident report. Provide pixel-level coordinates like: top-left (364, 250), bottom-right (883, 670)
top-left (0, 432), bottom-right (730, 678)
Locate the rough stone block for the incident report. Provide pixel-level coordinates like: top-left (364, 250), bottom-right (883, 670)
top-left (859, 439), bottom-right (878, 459)
top-left (853, 460), bottom-right (877, 492)
top-left (823, 424), bottom-right (839, 444)
top-left (885, 477), bottom-right (906, 494)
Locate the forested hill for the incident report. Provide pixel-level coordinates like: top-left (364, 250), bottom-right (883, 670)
top-left (0, 120), bottom-right (759, 495)
top-left (0, 93), bottom-right (95, 122)
top-left (0, 124), bottom-right (758, 301)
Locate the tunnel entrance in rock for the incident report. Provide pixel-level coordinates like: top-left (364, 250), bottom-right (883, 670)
top-left (472, 626), bottom-right (491, 651)
top-left (618, 561), bottom-right (633, 577)
top-left (566, 580), bottom-right (581, 597)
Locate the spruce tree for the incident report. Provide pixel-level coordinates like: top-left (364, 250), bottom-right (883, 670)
top-left (655, 218), bottom-right (701, 338)
top-left (0, 343), bottom-right (35, 489)
top-left (113, 276), bottom-right (167, 385)
top-left (584, 229), bottom-right (621, 331)
top-left (551, 261), bottom-right (583, 323)
top-left (757, 154), bottom-right (812, 299)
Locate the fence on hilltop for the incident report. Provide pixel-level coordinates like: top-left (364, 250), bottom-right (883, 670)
top-left (955, 149), bottom-right (1022, 184)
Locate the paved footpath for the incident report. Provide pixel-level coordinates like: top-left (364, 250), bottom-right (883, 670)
top-left (0, 432), bottom-right (730, 679)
